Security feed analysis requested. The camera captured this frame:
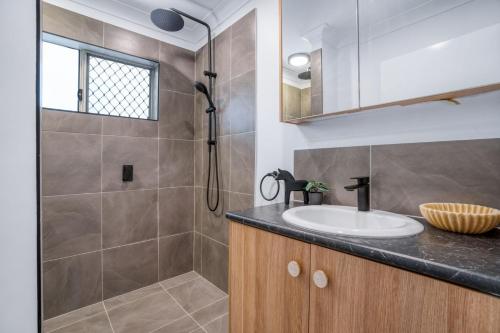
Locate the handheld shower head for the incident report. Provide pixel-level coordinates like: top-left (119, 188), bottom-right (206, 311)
top-left (194, 81), bottom-right (215, 109)
top-left (151, 8), bottom-right (184, 32)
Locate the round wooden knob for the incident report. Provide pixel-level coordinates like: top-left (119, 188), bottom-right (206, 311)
top-left (287, 260), bottom-right (301, 277)
top-left (313, 270), bottom-right (328, 288)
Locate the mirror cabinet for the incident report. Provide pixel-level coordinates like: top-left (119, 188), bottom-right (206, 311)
top-left (281, 0), bottom-right (500, 123)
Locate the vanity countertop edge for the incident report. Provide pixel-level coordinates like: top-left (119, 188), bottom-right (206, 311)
top-left (226, 203), bottom-right (500, 298)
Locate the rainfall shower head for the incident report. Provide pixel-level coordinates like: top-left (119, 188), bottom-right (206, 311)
top-left (195, 81), bottom-right (215, 109)
top-left (151, 8), bottom-right (184, 32)
top-left (298, 68), bottom-right (311, 80)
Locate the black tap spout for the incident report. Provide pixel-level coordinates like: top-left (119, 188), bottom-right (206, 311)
top-left (344, 177), bottom-right (370, 212)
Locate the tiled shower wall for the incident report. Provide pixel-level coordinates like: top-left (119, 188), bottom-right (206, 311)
top-left (41, 3), bottom-right (195, 319)
top-left (294, 139), bottom-right (500, 216)
top-left (193, 11), bottom-right (257, 292)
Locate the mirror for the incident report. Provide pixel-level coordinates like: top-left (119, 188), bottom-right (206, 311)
top-left (281, 0), bottom-right (359, 121)
top-left (359, 0), bottom-right (500, 107)
top-left (281, 0), bottom-right (500, 123)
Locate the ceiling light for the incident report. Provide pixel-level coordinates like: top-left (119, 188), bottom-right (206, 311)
top-left (288, 53), bottom-right (310, 67)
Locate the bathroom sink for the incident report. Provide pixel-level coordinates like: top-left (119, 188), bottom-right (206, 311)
top-left (282, 205), bottom-right (423, 238)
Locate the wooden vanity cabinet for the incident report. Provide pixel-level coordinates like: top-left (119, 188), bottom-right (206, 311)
top-left (229, 222), bottom-right (500, 333)
top-left (229, 222), bottom-right (310, 333)
top-left (310, 245), bottom-right (500, 333)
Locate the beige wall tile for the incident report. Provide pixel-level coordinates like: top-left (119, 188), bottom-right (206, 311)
top-left (215, 80), bottom-right (231, 136)
top-left (102, 189), bottom-right (158, 248)
top-left (102, 136), bottom-right (158, 191)
top-left (42, 2), bottom-right (103, 46)
top-left (229, 70), bottom-right (255, 134)
top-left (42, 132), bottom-right (101, 196)
top-left (103, 24), bottom-right (159, 60)
top-left (230, 10), bottom-right (256, 79)
top-left (43, 194), bottom-right (101, 260)
top-left (159, 187), bottom-right (194, 236)
top-left (159, 139), bottom-right (194, 187)
top-left (229, 132), bottom-right (255, 194)
top-left (42, 110), bottom-right (102, 134)
top-left (194, 232), bottom-right (202, 273)
top-left (159, 233), bottom-right (194, 280)
top-left (103, 240), bottom-right (158, 299)
top-left (294, 146), bottom-right (370, 206)
top-left (214, 28), bottom-right (231, 84)
top-left (372, 139), bottom-right (500, 216)
top-left (160, 42), bottom-right (195, 94)
top-left (201, 237), bottom-right (228, 293)
top-left (102, 117), bottom-right (158, 138)
top-left (159, 90), bottom-right (194, 139)
top-left (202, 191), bottom-right (230, 245)
top-left (43, 252), bottom-right (102, 319)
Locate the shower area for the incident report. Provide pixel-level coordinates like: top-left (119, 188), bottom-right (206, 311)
top-left (40, 2), bottom-right (256, 332)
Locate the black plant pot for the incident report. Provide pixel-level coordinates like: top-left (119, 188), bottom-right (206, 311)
top-left (308, 192), bottom-right (323, 205)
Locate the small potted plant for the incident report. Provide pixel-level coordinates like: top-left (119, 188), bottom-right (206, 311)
top-left (305, 181), bottom-right (329, 205)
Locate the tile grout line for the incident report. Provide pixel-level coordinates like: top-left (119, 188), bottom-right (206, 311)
top-left (43, 249), bottom-right (102, 263)
top-left (201, 233), bottom-right (229, 249)
top-left (202, 312), bottom-right (229, 330)
top-left (43, 232), bottom-right (193, 264)
top-left (193, 186), bottom-right (254, 197)
top-left (201, 44), bottom-right (206, 278)
top-left (192, 71), bottom-right (196, 273)
top-left (148, 314), bottom-right (195, 333)
top-left (42, 129), bottom-right (200, 142)
top-left (188, 295), bottom-right (228, 315)
top-left (159, 87), bottom-right (195, 97)
top-left (43, 304), bottom-right (106, 333)
top-left (104, 272), bottom-right (201, 314)
top-left (104, 285), bottom-right (165, 313)
top-left (102, 302), bottom-right (116, 333)
top-left (159, 283), bottom-right (207, 333)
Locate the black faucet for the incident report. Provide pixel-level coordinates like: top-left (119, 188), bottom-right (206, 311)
top-left (344, 177), bottom-right (370, 211)
top-left (275, 169), bottom-right (309, 205)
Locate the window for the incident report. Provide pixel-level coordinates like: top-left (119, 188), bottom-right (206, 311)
top-left (41, 33), bottom-right (159, 120)
top-left (41, 42), bottom-right (79, 112)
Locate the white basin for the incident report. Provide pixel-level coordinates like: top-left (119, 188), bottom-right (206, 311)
top-left (282, 205), bottom-right (424, 238)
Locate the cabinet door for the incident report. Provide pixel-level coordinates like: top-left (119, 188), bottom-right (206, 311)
top-left (358, 0), bottom-right (500, 107)
top-left (229, 222), bottom-right (310, 333)
top-left (281, 0), bottom-right (359, 120)
top-left (310, 245), bottom-right (500, 333)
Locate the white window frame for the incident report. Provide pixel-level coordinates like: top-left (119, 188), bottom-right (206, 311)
top-left (42, 32), bottom-right (159, 120)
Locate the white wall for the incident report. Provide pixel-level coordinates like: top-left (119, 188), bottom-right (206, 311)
top-left (0, 1), bottom-right (39, 332)
top-left (254, 0), bottom-right (500, 207)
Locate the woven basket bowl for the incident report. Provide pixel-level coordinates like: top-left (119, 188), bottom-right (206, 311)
top-left (419, 203), bottom-right (500, 234)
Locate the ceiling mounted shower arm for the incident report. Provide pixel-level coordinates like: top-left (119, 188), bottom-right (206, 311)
top-left (169, 9), bottom-right (216, 82)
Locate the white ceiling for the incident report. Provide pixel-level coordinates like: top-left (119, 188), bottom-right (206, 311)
top-left (45, 0), bottom-right (254, 50)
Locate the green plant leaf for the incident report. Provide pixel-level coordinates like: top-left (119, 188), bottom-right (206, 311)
top-left (305, 180), bottom-right (329, 192)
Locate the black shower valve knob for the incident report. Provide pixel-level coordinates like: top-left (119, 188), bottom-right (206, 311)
top-left (204, 70), bottom-right (217, 79)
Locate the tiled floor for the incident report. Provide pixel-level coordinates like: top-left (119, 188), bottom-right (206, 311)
top-left (43, 271), bottom-right (228, 333)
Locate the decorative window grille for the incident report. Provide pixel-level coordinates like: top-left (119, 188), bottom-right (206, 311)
top-left (41, 33), bottom-right (159, 120)
top-left (87, 54), bottom-right (153, 119)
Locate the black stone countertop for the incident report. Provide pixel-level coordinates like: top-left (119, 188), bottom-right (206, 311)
top-left (226, 203), bottom-right (500, 297)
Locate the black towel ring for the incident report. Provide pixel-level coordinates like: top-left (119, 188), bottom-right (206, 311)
top-left (259, 172), bottom-right (280, 201)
